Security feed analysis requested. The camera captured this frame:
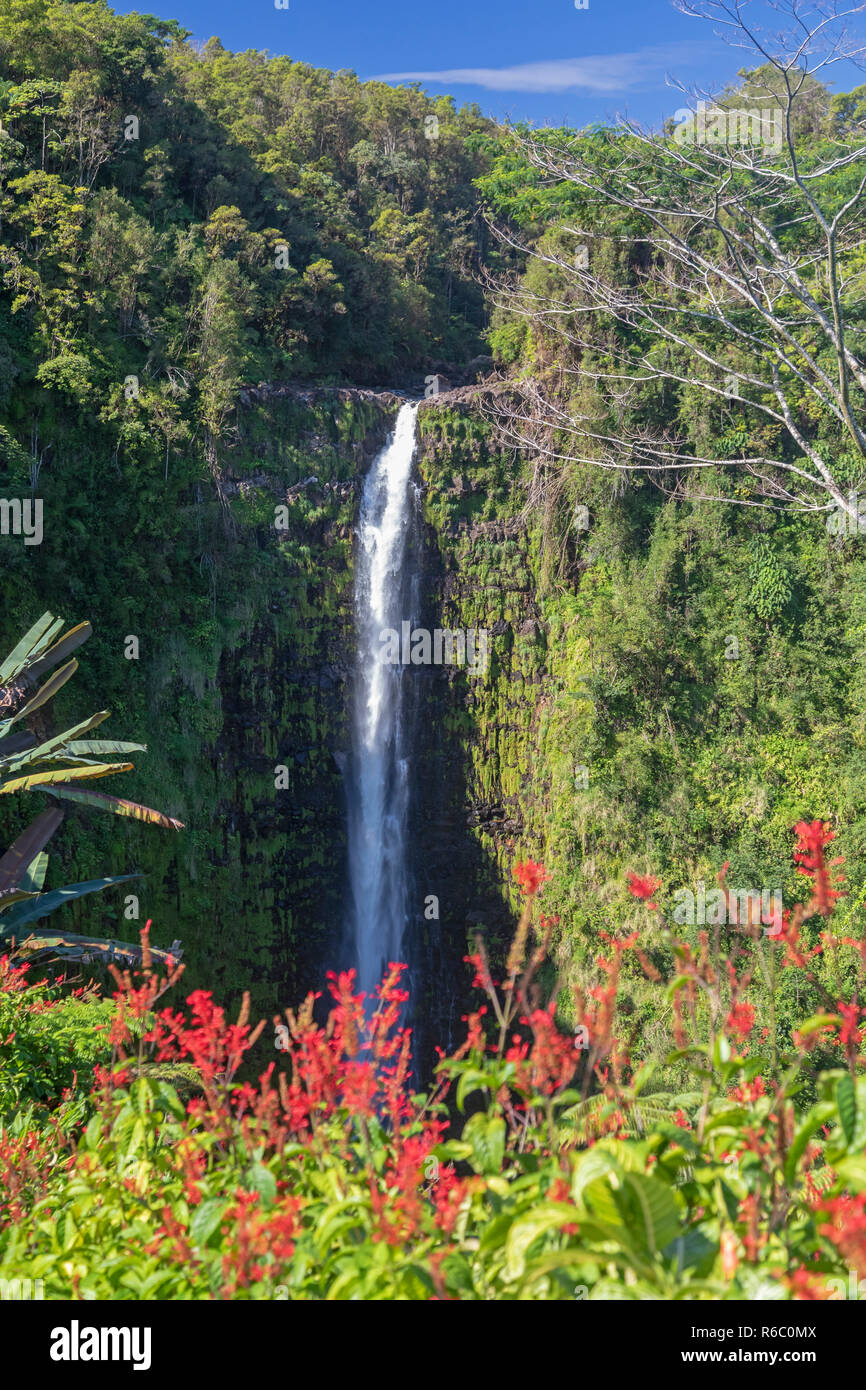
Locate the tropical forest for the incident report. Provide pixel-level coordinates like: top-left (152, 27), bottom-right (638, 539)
top-left (1, 0), bottom-right (866, 1327)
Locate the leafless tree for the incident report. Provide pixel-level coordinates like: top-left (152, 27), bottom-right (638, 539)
top-left (487, 0), bottom-right (866, 526)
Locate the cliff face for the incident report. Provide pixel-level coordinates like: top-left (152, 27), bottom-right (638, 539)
top-left (207, 384), bottom-right (551, 1050)
top-left (405, 394), bottom-right (540, 1059)
top-left (0, 383), bottom-right (540, 1045)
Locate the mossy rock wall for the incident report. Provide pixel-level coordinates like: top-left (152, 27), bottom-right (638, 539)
top-left (0, 390), bottom-right (401, 1020)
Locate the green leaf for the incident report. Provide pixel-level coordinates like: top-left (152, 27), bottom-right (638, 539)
top-left (0, 612), bottom-right (59, 682)
top-left (7, 658), bottom-right (79, 724)
top-left (619, 1173), bottom-right (680, 1256)
top-left (21, 851), bottom-right (49, 893)
top-left (0, 888), bottom-right (40, 913)
top-left (631, 1060), bottom-right (658, 1096)
top-left (837, 1073), bottom-right (857, 1147)
top-left (663, 1229), bottom-right (717, 1273)
top-left (504, 1203), bottom-right (579, 1281)
top-left (15, 711), bottom-right (112, 767)
top-left (0, 807), bottom-right (63, 892)
top-left (784, 1102), bottom-right (836, 1187)
top-left (26, 622), bottom-right (92, 681)
top-left (3, 926), bottom-right (174, 967)
top-left (1, 762), bottom-right (133, 794)
top-left (38, 783), bottom-right (185, 829)
top-left (455, 1066), bottom-right (491, 1112)
top-left (190, 1198), bottom-right (229, 1248)
top-left (853, 1078), bottom-right (866, 1150)
top-left (571, 1147), bottom-right (622, 1204)
top-left (60, 740), bottom-right (147, 758)
top-left (462, 1111), bottom-right (506, 1174)
top-left (249, 1163), bottom-right (277, 1208)
top-left (0, 874), bottom-right (140, 930)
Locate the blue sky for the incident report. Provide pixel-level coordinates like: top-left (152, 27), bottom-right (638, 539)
top-left (117, 0), bottom-right (866, 128)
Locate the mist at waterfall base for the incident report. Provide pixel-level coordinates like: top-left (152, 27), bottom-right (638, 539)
top-left (345, 401), bottom-right (423, 1035)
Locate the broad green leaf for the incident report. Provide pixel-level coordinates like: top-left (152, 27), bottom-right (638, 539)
top-left (249, 1163), bottom-right (277, 1208)
top-left (4, 927), bottom-right (174, 967)
top-left (620, 1172), bottom-right (681, 1255)
top-left (663, 1229), bottom-right (717, 1273)
top-left (462, 1111), bottom-right (506, 1174)
top-left (315, 1199), bottom-right (368, 1252)
top-left (39, 783), bottom-right (185, 829)
top-left (0, 873), bottom-right (140, 930)
top-left (571, 1147), bottom-right (622, 1204)
top-left (59, 740), bottom-right (146, 757)
top-left (8, 659), bottom-right (79, 723)
top-left (1, 762), bottom-right (133, 793)
top-left (581, 1174), bottom-right (627, 1234)
top-left (21, 850), bottom-right (49, 893)
top-left (504, 1203), bottom-right (580, 1281)
top-left (784, 1101), bottom-right (836, 1187)
top-left (190, 1198), bottom-right (229, 1248)
top-left (18, 712), bottom-right (112, 766)
top-left (0, 806), bottom-right (63, 892)
top-left (26, 622), bottom-right (92, 680)
top-left (0, 888), bottom-right (39, 913)
top-left (0, 612), bottom-right (59, 682)
top-left (853, 1078), bottom-right (866, 1150)
top-left (455, 1066), bottom-right (492, 1112)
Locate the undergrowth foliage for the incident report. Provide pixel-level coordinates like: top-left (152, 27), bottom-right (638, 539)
top-left (1, 824), bottom-right (866, 1299)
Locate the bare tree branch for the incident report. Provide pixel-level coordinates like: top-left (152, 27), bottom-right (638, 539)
top-left (486, 0), bottom-right (866, 525)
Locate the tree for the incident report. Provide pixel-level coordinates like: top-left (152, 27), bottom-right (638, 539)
top-left (487, 0), bottom-right (866, 527)
top-left (0, 611), bottom-right (184, 967)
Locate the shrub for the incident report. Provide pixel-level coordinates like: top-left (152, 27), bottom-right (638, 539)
top-left (1, 825), bottom-right (865, 1300)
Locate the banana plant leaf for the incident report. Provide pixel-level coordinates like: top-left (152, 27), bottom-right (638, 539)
top-left (0, 806), bottom-right (64, 893)
top-left (25, 616), bottom-right (66, 663)
top-left (8, 658), bottom-right (80, 725)
top-left (0, 888), bottom-right (40, 913)
top-left (0, 612), bottom-right (61, 682)
top-left (10, 929), bottom-right (179, 969)
top-left (38, 783), bottom-right (185, 829)
top-left (0, 873), bottom-right (142, 931)
top-left (0, 762), bottom-right (134, 794)
top-left (21, 850), bottom-right (49, 893)
top-left (27, 621), bottom-right (92, 682)
top-left (8, 711), bottom-right (112, 769)
top-left (57, 740), bottom-right (147, 758)
top-left (0, 731), bottom-right (37, 760)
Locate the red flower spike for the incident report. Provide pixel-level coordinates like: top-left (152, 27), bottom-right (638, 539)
top-left (626, 872), bottom-right (661, 909)
top-left (513, 860), bottom-right (550, 896)
top-left (793, 820), bottom-right (845, 917)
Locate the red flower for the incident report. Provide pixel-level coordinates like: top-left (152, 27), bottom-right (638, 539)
top-left (431, 1166), bottom-right (469, 1235)
top-left (819, 1194), bottom-right (866, 1279)
top-left (626, 872), bottom-right (661, 909)
top-left (784, 1268), bottom-right (833, 1301)
top-left (513, 860), bottom-right (549, 896)
top-left (725, 1001), bottom-right (755, 1041)
top-left (793, 820), bottom-right (845, 917)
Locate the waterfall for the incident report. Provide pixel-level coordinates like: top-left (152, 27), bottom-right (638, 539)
top-left (346, 401), bottom-right (420, 1001)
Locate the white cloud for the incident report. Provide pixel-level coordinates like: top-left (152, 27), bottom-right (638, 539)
top-left (372, 42), bottom-right (714, 95)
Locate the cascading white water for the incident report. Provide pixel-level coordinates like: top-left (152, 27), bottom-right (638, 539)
top-left (346, 401), bottom-right (419, 999)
